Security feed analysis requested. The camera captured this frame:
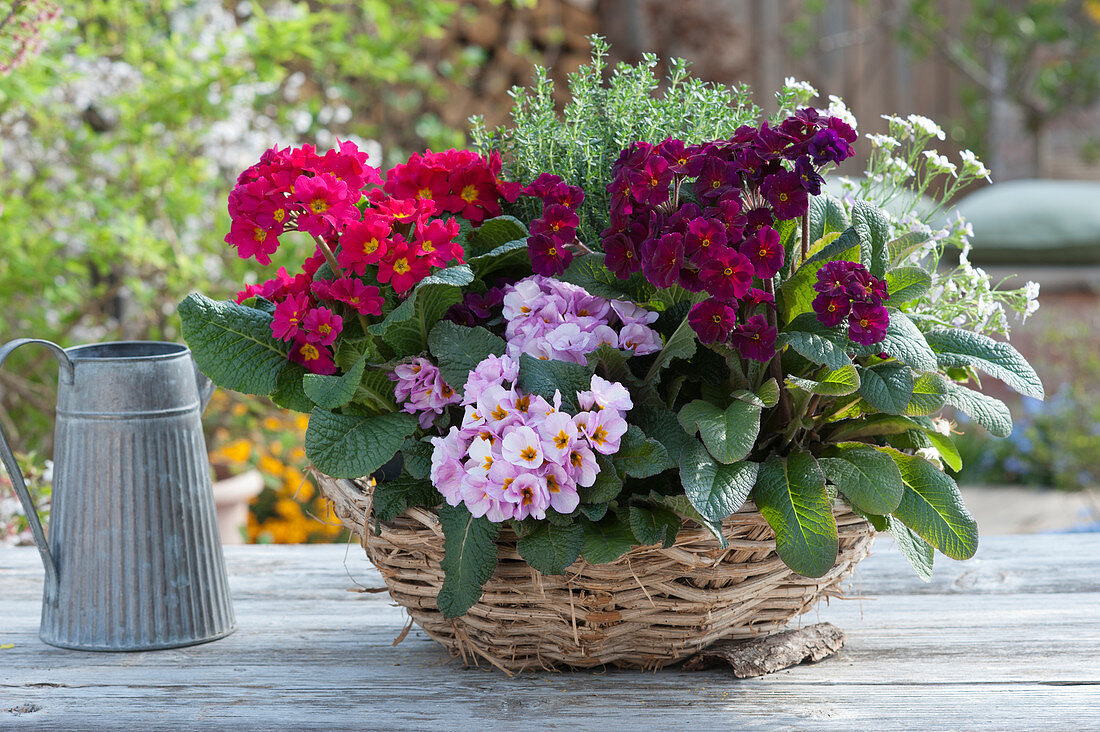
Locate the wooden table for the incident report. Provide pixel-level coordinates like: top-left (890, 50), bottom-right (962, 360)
top-left (2, 536), bottom-right (1099, 730)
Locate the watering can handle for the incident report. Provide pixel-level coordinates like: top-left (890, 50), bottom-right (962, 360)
top-left (0, 339), bottom-right (73, 606)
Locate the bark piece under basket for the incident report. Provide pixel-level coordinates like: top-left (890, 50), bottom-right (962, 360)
top-left (316, 472), bottom-right (874, 675)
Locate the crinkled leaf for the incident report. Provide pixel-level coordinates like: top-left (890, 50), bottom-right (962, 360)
top-left (818, 443), bottom-right (905, 514)
top-left (368, 265), bottom-right (473, 356)
top-left (877, 447), bottom-right (978, 561)
top-left (587, 344), bottom-right (641, 387)
top-left (778, 313), bottom-right (852, 370)
top-left (579, 453), bottom-right (622, 504)
top-left (647, 491), bottom-right (727, 547)
top-left (427, 320), bottom-right (506, 394)
top-left (372, 474), bottom-right (441, 522)
top-left (926, 430), bottom-right (962, 472)
top-left (270, 362), bottom-right (313, 413)
top-left (437, 504), bottom-right (501, 618)
top-left (464, 215), bottom-right (528, 256)
top-left (517, 521), bottom-right (584, 575)
top-left (807, 194), bottom-right (850, 244)
top-left (630, 403), bottom-right (692, 463)
top-left (780, 227), bottom-right (860, 323)
top-left (679, 439), bottom-right (759, 522)
top-left (305, 410), bottom-right (417, 479)
top-left (628, 503), bottom-right (680, 548)
top-left (945, 382), bottom-right (1013, 438)
top-left (560, 253), bottom-right (655, 303)
top-left (924, 329), bottom-right (1044, 399)
top-left (755, 378), bottom-right (780, 407)
top-left (678, 398), bottom-right (761, 464)
top-left (303, 354), bottom-right (366, 410)
top-left (179, 293), bottom-right (289, 396)
top-left (887, 230), bottom-right (930, 264)
top-left (827, 413), bottom-right (924, 441)
top-left (905, 371), bottom-right (950, 416)
top-left (788, 364), bottom-right (860, 396)
top-left (858, 362), bottom-right (914, 415)
top-left (517, 353), bottom-right (594, 413)
top-left (468, 238), bottom-right (530, 279)
top-left (851, 199), bottom-right (891, 278)
top-left (888, 515), bottom-right (934, 582)
top-left (613, 424), bottom-right (673, 478)
top-left (401, 437), bottom-right (434, 480)
top-left (578, 502), bottom-right (609, 521)
top-left (752, 451), bottom-right (839, 578)
top-left (580, 513), bottom-right (636, 563)
top-left (885, 267), bottom-right (932, 304)
top-left (644, 316), bottom-right (697, 383)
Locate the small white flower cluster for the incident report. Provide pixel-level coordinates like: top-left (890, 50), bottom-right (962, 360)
top-left (825, 95), bottom-right (858, 131)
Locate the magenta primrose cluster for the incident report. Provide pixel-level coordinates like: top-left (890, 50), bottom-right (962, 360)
top-left (429, 354), bottom-right (631, 521)
top-left (599, 108), bottom-right (858, 356)
top-left (812, 261), bottom-right (890, 345)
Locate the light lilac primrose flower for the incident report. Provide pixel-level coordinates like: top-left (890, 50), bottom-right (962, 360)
top-left (566, 443), bottom-right (599, 487)
top-left (462, 353), bottom-right (519, 406)
top-left (579, 375), bottom-right (634, 414)
top-left (570, 291), bottom-right (612, 320)
top-left (461, 473), bottom-right (513, 522)
top-left (461, 405), bottom-right (485, 432)
top-left (502, 278), bottom-right (544, 321)
top-left (619, 322), bottom-right (662, 355)
top-left (466, 438), bottom-right (497, 478)
top-left (580, 408), bottom-right (628, 455)
top-left (477, 384), bottom-right (516, 431)
top-left (610, 299), bottom-right (658, 326)
top-left (541, 462), bottom-right (580, 514)
top-left (591, 324), bottom-right (620, 349)
top-left (538, 411), bottom-right (577, 462)
top-left (502, 425), bottom-right (545, 469)
top-left (545, 323), bottom-right (596, 364)
top-left (429, 428), bottom-right (467, 506)
top-left (504, 473), bottom-right (550, 520)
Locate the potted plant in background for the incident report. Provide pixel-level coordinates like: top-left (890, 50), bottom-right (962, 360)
top-left (179, 39), bottom-right (1042, 672)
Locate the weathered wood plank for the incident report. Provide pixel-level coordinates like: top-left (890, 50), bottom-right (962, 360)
top-left (2, 537), bottom-right (1099, 730)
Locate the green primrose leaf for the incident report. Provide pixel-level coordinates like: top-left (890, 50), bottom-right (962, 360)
top-left (463, 215), bottom-right (528, 256)
top-left (270, 362), bottom-right (313, 413)
top-left (179, 293), bottom-right (289, 396)
top-left (372, 474), bottom-right (442, 522)
top-left (467, 238), bottom-right (530, 279)
top-left (677, 398), bottom-right (761, 464)
top-left (905, 371), bottom-right (950, 416)
top-left (807, 194), bottom-right (850, 244)
top-left (580, 513), bottom-right (637, 564)
top-left (778, 313), bottom-right (852, 370)
top-left (613, 425), bottom-right (673, 478)
top-left (517, 353), bottom-right (594, 414)
top-left (644, 315), bottom-right (698, 383)
top-left (427, 320), bottom-right (506, 394)
top-left (818, 443), bottom-right (905, 515)
top-left (944, 382), bottom-right (1013, 438)
top-left (628, 503), bottom-right (680, 548)
top-left (850, 310), bottom-right (938, 372)
top-left (517, 521), bottom-right (584, 575)
top-left (884, 267), bottom-right (932, 304)
top-left (858, 362), bottom-right (914, 414)
top-left (877, 447), bottom-right (978, 561)
top-left (888, 515), bottom-right (934, 582)
top-left (851, 199), bottom-right (891, 278)
top-left (437, 504), bottom-right (501, 618)
top-left (368, 265), bottom-right (473, 356)
top-left (926, 430), bottom-right (962, 472)
top-left (630, 403), bottom-right (692, 462)
top-left (780, 227), bottom-right (860, 323)
top-left (305, 410), bottom-right (417, 479)
top-left (560, 253), bottom-right (655, 303)
top-left (752, 451), bottom-right (838, 578)
top-left (679, 439), bottom-right (759, 522)
top-left (303, 353), bottom-right (367, 410)
top-left (788, 364), bottom-right (860, 396)
top-left (924, 329), bottom-right (1044, 400)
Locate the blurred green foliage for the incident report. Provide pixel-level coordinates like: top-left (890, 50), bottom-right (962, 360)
top-left (0, 0), bottom-right (483, 452)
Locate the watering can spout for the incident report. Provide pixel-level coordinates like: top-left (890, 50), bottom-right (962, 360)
top-left (0, 339), bottom-right (72, 606)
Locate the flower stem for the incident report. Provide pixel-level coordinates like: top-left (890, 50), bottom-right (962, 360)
top-left (761, 279), bottom-right (790, 426)
top-left (312, 234), bottom-right (371, 335)
top-left (800, 212), bottom-right (809, 263)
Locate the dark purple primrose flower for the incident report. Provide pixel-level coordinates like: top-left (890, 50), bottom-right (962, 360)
top-left (761, 169), bottom-right (809, 220)
top-left (546, 182), bottom-right (584, 209)
top-left (743, 288), bottom-right (775, 309)
top-left (848, 301), bottom-right (889, 345)
top-left (684, 217), bottom-right (728, 262)
top-left (607, 174), bottom-right (635, 218)
top-left (693, 156), bottom-right (739, 204)
top-left (753, 121), bottom-right (797, 157)
top-left (642, 232), bottom-right (684, 288)
top-left (739, 225), bottom-right (784, 279)
top-left (688, 299), bottom-right (737, 344)
top-left (812, 293), bottom-right (851, 327)
top-left (743, 205), bottom-right (775, 233)
top-left (658, 138), bottom-right (696, 175)
top-left (814, 260), bottom-right (862, 298)
top-left (527, 232), bottom-right (573, 276)
top-left (794, 155), bottom-right (824, 196)
top-left (700, 245), bottom-right (754, 302)
top-left (603, 232), bottom-right (641, 279)
top-left (729, 314), bottom-right (778, 362)
top-left (524, 173), bottom-right (564, 200)
top-left (629, 155), bottom-right (673, 208)
top-left (531, 203), bottom-right (580, 244)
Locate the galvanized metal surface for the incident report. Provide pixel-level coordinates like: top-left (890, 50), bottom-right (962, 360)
top-left (0, 339), bottom-right (235, 651)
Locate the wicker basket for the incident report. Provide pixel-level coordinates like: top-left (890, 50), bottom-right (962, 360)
top-left (316, 472), bottom-right (874, 674)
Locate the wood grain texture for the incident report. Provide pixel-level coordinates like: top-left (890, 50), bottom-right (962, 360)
top-left (2, 536), bottom-right (1099, 730)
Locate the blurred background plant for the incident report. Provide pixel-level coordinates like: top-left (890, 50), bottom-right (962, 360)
top-left (0, 450), bottom-right (51, 547)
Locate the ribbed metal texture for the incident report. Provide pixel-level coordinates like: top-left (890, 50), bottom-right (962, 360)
top-left (22, 341), bottom-right (235, 651)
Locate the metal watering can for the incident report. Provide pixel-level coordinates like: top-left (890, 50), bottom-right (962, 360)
top-left (0, 339), bottom-right (236, 651)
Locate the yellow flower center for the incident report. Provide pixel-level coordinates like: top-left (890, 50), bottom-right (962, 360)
top-left (778, 192), bottom-right (788, 202)
top-left (491, 405), bottom-right (508, 421)
top-left (300, 344), bottom-right (320, 360)
top-left (318, 324), bottom-right (331, 335)
top-left (273, 208), bottom-right (286, 223)
top-left (461, 184), bottom-right (479, 203)
top-left (393, 258), bottom-right (411, 275)
top-left (553, 430), bottom-right (570, 449)
top-left (418, 187), bottom-right (432, 199)
top-left (591, 426), bottom-right (609, 445)
top-left (252, 227), bottom-right (267, 242)
top-left (310, 198), bottom-right (329, 214)
top-left (520, 446), bottom-right (539, 462)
